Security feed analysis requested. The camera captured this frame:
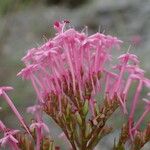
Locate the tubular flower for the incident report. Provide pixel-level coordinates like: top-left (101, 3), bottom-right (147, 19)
top-left (132, 98), bottom-right (150, 132)
top-left (0, 86), bottom-right (30, 135)
top-left (30, 121), bottom-right (50, 150)
top-left (27, 105), bottom-right (49, 150)
top-left (0, 121), bottom-right (20, 150)
top-left (30, 122), bottom-right (49, 133)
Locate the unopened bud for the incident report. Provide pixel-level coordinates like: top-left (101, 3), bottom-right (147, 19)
top-left (82, 99), bottom-right (89, 116)
top-left (75, 111), bottom-right (82, 126)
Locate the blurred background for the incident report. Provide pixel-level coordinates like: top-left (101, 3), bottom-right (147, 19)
top-left (0, 0), bottom-right (150, 149)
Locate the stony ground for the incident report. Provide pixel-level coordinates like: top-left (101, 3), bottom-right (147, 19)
top-left (0, 0), bottom-right (150, 149)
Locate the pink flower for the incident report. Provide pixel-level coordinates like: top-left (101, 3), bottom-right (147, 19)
top-left (30, 122), bottom-right (49, 133)
top-left (21, 48), bottom-right (37, 65)
top-left (109, 53), bottom-right (144, 114)
top-left (127, 73), bottom-right (150, 139)
top-left (17, 64), bottom-right (38, 80)
top-left (14, 21), bottom-right (150, 146)
top-left (0, 129), bottom-right (20, 150)
top-left (0, 86), bottom-right (31, 136)
top-left (17, 65), bottom-right (43, 102)
top-left (131, 98), bottom-right (150, 138)
top-left (114, 53), bottom-right (139, 92)
top-left (118, 53), bottom-right (139, 64)
top-left (30, 121), bottom-right (49, 150)
top-left (18, 21), bottom-right (122, 113)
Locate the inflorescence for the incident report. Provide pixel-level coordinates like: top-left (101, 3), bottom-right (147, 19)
top-left (0, 21), bottom-right (150, 150)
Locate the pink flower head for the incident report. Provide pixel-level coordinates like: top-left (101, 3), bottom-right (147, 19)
top-left (126, 72), bottom-right (150, 140)
top-left (30, 122), bottom-right (49, 133)
top-left (118, 53), bottom-right (139, 65)
top-left (19, 21), bottom-right (122, 114)
top-left (0, 129), bottom-right (20, 150)
top-left (11, 20), bottom-right (150, 147)
top-left (110, 52), bottom-right (142, 114)
top-left (114, 52), bottom-right (139, 91)
top-left (130, 98), bottom-right (150, 138)
top-left (30, 120), bottom-right (49, 150)
top-left (114, 53), bottom-right (139, 93)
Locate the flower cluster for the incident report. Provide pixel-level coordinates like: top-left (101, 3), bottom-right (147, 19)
top-left (18, 20), bottom-right (122, 113)
top-left (0, 21), bottom-right (150, 150)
